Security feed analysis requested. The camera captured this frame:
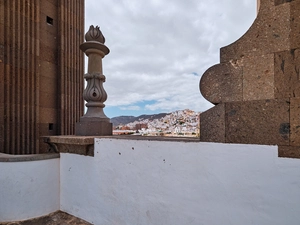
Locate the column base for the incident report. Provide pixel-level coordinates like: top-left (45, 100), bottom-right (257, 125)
top-left (75, 120), bottom-right (112, 136)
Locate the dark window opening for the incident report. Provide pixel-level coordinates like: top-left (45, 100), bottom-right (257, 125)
top-left (46, 16), bottom-right (53, 25)
top-left (49, 123), bottom-right (54, 131)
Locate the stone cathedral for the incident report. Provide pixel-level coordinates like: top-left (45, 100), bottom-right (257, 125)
top-left (2, 0), bottom-right (300, 159)
top-left (0, 0), bottom-right (85, 154)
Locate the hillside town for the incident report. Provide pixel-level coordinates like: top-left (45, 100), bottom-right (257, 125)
top-left (113, 109), bottom-right (200, 137)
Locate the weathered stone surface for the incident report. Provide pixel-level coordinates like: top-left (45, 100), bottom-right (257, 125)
top-left (290, 2), bottom-right (300, 49)
top-left (200, 63), bottom-right (243, 104)
top-left (220, 0), bottom-right (290, 63)
top-left (242, 54), bottom-right (274, 101)
top-left (0, 1), bottom-right (85, 154)
top-left (274, 49), bottom-right (300, 98)
top-left (278, 145), bottom-right (300, 158)
top-left (44, 135), bottom-right (95, 156)
top-left (0, 153), bottom-right (59, 162)
top-left (199, 0), bottom-right (300, 158)
top-left (75, 121), bottom-right (113, 136)
top-left (200, 104), bottom-right (225, 143)
top-left (0, 211), bottom-right (92, 225)
top-left (290, 97), bottom-right (300, 146)
top-left (39, 108), bottom-right (57, 124)
top-left (225, 99), bottom-right (290, 145)
top-left (39, 61), bottom-right (57, 78)
top-left (275, 0), bottom-right (296, 6)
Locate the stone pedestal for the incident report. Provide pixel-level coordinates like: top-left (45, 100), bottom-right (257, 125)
top-left (75, 121), bottom-right (112, 136)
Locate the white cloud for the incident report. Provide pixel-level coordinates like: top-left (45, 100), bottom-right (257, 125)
top-left (85, 0), bottom-right (256, 115)
top-left (120, 105), bottom-right (141, 111)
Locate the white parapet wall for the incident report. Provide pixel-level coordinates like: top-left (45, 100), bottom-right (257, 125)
top-left (0, 158), bottom-right (60, 222)
top-left (60, 138), bottom-right (300, 225)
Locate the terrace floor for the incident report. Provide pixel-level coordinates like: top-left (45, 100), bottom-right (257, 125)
top-left (0, 211), bottom-right (91, 225)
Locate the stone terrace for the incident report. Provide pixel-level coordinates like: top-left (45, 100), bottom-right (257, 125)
top-left (0, 211), bottom-right (91, 225)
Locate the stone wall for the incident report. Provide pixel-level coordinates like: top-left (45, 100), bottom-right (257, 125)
top-left (200, 0), bottom-right (300, 158)
top-left (0, 157), bottom-right (60, 222)
top-left (60, 138), bottom-right (300, 225)
top-left (0, 0), bottom-right (84, 154)
top-left (1, 138), bottom-right (300, 224)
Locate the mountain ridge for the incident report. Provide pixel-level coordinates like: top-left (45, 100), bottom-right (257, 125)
top-left (111, 113), bottom-right (169, 127)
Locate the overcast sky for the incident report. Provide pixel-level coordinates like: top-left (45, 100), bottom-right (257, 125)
top-left (84, 0), bottom-right (256, 118)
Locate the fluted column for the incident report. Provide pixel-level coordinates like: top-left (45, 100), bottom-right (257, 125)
top-left (75, 25), bottom-right (112, 136)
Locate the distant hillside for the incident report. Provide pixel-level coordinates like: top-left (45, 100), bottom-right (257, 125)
top-left (113, 109), bottom-right (200, 137)
top-left (111, 113), bottom-right (169, 127)
top-left (110, 116), bottom-right (137, 127)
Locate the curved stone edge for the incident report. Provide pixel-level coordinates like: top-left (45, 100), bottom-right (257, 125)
top-left (44, 136), bottom-right (96, 157)
top-left (80, 41), bottom-right (110, 55)
top-left (0, 153), bottom-right (60, 162)
top-left (200, 62), bottom-right (243, 104)
top-left (220, 0), bottom-right (293, 63)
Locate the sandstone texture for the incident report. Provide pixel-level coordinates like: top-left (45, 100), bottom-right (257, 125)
top-left (0, 1), bottom-right (84, 154)
top-left (200, 0), bottom-right (300, 158)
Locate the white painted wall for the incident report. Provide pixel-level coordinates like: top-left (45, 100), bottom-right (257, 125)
top-left (60, 139), bottom-right (300, 225)
top-left (0, 159), bottom-right (60, 222)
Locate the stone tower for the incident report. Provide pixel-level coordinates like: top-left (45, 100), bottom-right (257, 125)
top-left (0, 0), bottom-right (85, 154)
top-left (200, 0), bottom-right (300, 158)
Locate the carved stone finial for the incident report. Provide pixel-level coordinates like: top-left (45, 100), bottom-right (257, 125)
top-left (85, 25), bottom-right (105, 43)
top-left (75, 25), bottom-right (112, 136)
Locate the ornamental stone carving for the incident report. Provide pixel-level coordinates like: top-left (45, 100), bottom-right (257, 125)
top-left (85, 25), bottom-right (106, 43)
top-left (75, 25), bottom-right (112, 136)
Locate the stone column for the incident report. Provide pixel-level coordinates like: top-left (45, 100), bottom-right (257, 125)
top-left (75, 25), bottom-right (112, 136)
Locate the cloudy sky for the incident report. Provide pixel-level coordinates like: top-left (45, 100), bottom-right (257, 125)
top-left (85, 0), bottom-right (256, 118)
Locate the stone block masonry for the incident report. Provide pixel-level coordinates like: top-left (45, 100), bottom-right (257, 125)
top-left (0, 1), bottom-right (84, 154)
top-left (200, 0), bottom-right (300, 158)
